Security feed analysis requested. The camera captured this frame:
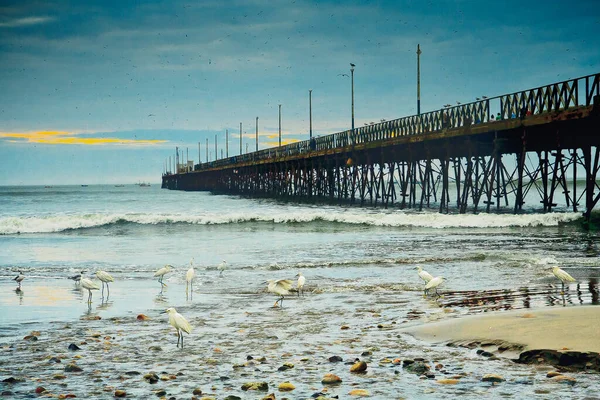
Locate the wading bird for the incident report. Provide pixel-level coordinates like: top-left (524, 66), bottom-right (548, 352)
top-left (13, 271), bottom-right (25, 289)
top-left (80, 274), bottom-right (100, 303)
top-left (425, 276), bottom-right (444, 297)
top-left (551, 266), bottom-right (576, 293)
top-left (296, 272), bottom-right (306, 296)
top-left (186, 259), bottom-right (195, 293)
top-left (68, 271), bottom-right (85, 285)
top-left (267, 279), bottom-right (294, 307)
top-left (162, 307), bottom-right (191, 348)
top-left (96, 270), bottom-right (114, 297)
top-left (416, 266), bottom-right (434, 295)
top-left (154, 265), bottom-right (173, 286)
top-left (217, 260), bottom-right (227, 276)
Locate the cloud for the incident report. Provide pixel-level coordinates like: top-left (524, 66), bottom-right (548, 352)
top-left (0, 16), bottom-right (55, 28)
top-left (0, 131), bottom-right (166, 146)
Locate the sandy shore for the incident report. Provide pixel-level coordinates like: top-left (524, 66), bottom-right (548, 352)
top-left (402, 305), bottom-right (600, 354)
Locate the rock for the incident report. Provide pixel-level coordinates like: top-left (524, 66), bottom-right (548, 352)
top-left (261, 394), bottom-right (276, 400)
top-left (223, 396), bottom-right (241, 400)
top-left (53, 374), bottom-right (67, 380)
top-left (35, 387), bottom-right (46, 394)
top-left (549, 375), bottom-right (576, 385)
top-left (392, 358), bottom-right (402, 365)
top-left (340, 325), bottom-right (350, 330)
top-left (321, 373), bottom-right (342, 384)
top-left (402, 359), bottom-right (414, 366)
top-left (329, 356), bottom-right (343, 362)
top-left (241, 382), bottom-right (269, 391)
top-left (154, 389), bottom-right (166, 396)
top-left (144, 373), bottom-right (159, 384)
top-left (546, 371), bottom-right (562, 378)
top-left (2, 377), bottom-right (19, 383)
top-left (49, 357), bottom-right (62, 363)
top-left (361, 351), bottom-right (372, 356)
top-left (278, 382), bottom-right (295, 391)
top-left (125, 371), bottom-right (140, 376)
top-left (23, 335), bottom-right (38, 341)
top-left (424, 372), bottom-right (435, 379)
top-left (348, 389), bottom-right (370, 396)
top-left (137, 314), bottom-right (150, 321)
top-left (404, 361), bottom-right (429, 375)
top-left (149, 346), bottom-right (162, 352)
top-left (434, 363), bottom-right (443, 370)
top-left (68, 343), bottom-right (81, 351)
top-left (481, 374), bottom-right (504, 383)
top-left (350, 361), bottom-right (368, 373)
top-left (278, 362), bottom-right (294, 371)
top-left (115, 389), bottom-right (127, 397)
top-left (192, 388), bottom-right (203, 395)
top-left (64, 364), bottom-right (83, 372)
top-left (436, 379), bottom-right (459, 384)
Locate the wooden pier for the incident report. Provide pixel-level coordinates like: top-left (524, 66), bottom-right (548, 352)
top-left (163, 73), bottom-right (600, 220)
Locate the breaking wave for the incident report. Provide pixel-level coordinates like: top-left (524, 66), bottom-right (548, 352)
top-left (0, 210), bottom-right (583, 235)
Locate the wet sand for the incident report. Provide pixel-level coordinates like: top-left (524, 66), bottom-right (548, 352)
top-left (403, 306), bottom-right (600, 354)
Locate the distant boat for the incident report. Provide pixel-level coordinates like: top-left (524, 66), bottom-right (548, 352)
top-left (137, 182), bottom-right (151, 187)
top-left (114, 184), bottom-right (125, 187)
top-left (81, 185), bottom-right (88, 187)
top-left (44, 186), bottom-right (53, 188)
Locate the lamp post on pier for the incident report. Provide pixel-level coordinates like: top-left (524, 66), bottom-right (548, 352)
top-left (350, 63), bottom-right (355, 132)
top-left (278, 104), bottom-right (282, 147)
top-left (417, 44), bottom-right (422, 116)
top-left (309, 89), bottom-right (313, 139)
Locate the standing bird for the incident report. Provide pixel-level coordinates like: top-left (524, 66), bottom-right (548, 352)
top-left (295, 272), bottom-right (306, 296)
top-left (425, 276), bottom-right (445, 297)
top-left (68, 270), bottom-right (85, 285)
top-left (161, 307), bottom-right (192, 348)
top-left (154, 265), bottom-right (173, 286)
top-left (267, 279), bottom-right (294, 307)
top-left (416, 266), bottom-right (434, 295)
top-left (552, 266), bottom-right (576, 293)
top-left (186, 259), bottom-right (195, 293)
top-left (217, 260), bottom-right (227, 276)
top-left (96, 270), bottom-right (114, 297)
top-left (80, 274), bottom-right (100, 303)
top-left (13, 271), bottom-right (25, 289)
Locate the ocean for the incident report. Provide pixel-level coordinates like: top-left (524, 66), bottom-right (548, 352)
top-left (0, 184), bottom-right (599, 398)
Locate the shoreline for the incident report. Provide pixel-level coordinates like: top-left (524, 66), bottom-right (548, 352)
top-left (402, 305), bottom-right (600, 370)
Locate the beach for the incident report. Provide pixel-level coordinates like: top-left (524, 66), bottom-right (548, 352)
top-left (1, 185), bottom-right (599, 399)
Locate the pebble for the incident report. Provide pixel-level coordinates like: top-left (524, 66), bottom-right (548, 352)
top-left (64, 363), bottom-right (83, 372)
top-left (49, 357), bottom-right (62, 363)
top-left (192, 388), bottom-right (203, 395)
top-left (144, 373), bottom-right (159, 384)
top-left (115, 389), bottom-right (127, 397)
top-left (481, 374), bottom-right (504, 383)
top-left (546, 371), bottom-right (562, 378)
top-left (436, 379), bottom-right (459, 385)
top-left (321, 373), bottom-right (342, 384)
top-left (329, 356), bottom-right (343, 363)
top-left (68, 343), bottom-right (81, 351)
top-left (350, 360), bottom-right (368, 373)
top-left (35, 387), bottom-right (46, 394)
top-left (348, 389), bottom-right (370, 396)
top-left (261, 394), bottom-right (276, 400)
top-left (137, 314), bottom-right (150, 321)
top-left (549, 375), bottom-right (576, 385)
top-left (278, 362), bottom-right (294, 371)
top-left (241, 382), bottom-right (269, 391)
top-left (223, 396), bottom-right (242, 400)
top-left (278, 382), bottom-right (295, 391)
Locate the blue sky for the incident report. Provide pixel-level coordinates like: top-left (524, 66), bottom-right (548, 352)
top-left (1, 0), bottom-right (599, 185)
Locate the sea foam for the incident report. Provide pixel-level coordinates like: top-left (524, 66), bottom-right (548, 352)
top-left (0, 210), bottom-right (583, 235)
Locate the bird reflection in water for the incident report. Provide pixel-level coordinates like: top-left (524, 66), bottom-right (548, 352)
top-left (155, 287), bottom-right (168, 305)
top-left (15, 288), bottom-right (24, 305)
top-left (96, 298), bottom-right (113, 311)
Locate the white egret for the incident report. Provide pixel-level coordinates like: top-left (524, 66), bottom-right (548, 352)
top-left (186, 259), bottom-right (195, 293)
top-left (13, 271), bottom-right (25, 289)
top-left (217, 260), bottom-right (227, 276)
top-left (80, 275), bottom-right (100, 303)
top-left (161, 307), bottom-right (192, 348)
top-left (295, 272), bottom-right (306, 296)
top-left (68, 271), bottom-right (85, 285)
top-left (425, 276), bottom-right (444, 297)
top-left (552, 266), bottom-right (576, 293)
top-left (267, 279), bottom-right (294, 307)
top-left (416, 266), bottom-right (433, 283)
top-left (96, 270), bottom-right (114, 297)
top-left (154, 265), bottom-right (173, 286)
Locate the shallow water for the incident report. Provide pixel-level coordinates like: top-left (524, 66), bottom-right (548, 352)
top-left (1, 185), bottom-right (599, 398)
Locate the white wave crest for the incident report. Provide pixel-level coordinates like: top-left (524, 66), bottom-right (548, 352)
top-left (0, 210), bottom-right (583, 234)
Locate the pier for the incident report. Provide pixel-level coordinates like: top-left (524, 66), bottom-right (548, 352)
top-left (162, 73), bottom-right (600, 219)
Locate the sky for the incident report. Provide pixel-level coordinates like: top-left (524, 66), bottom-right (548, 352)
top-left (0, 0), bottom-right (599, 185)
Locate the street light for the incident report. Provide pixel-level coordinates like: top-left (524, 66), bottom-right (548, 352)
top-left (309, 89), bottom-right (313, 139)
top-left (350, 63), bottom-right (355, 132)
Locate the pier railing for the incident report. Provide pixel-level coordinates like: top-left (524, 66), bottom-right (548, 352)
top-left (172, 72), bottom-right (599, 173)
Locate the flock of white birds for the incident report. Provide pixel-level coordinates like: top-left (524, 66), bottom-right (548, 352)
top-left (10, 263), bottom-right (576, 348)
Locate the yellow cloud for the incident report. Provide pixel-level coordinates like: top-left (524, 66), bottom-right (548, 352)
top-left (0, 131), bottom-right (166, 146)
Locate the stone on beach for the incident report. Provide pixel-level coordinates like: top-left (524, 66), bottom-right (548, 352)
top-left (278, 381), bottom-right (295, 391)
top-left (481, 374), bottom-right (504, 383)
top-left (321, 373), bottom-right (342, 384)
top-left (350, 360), bottom-right (368, 373)
top-left (241, 382), bottom-right (269, 391)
